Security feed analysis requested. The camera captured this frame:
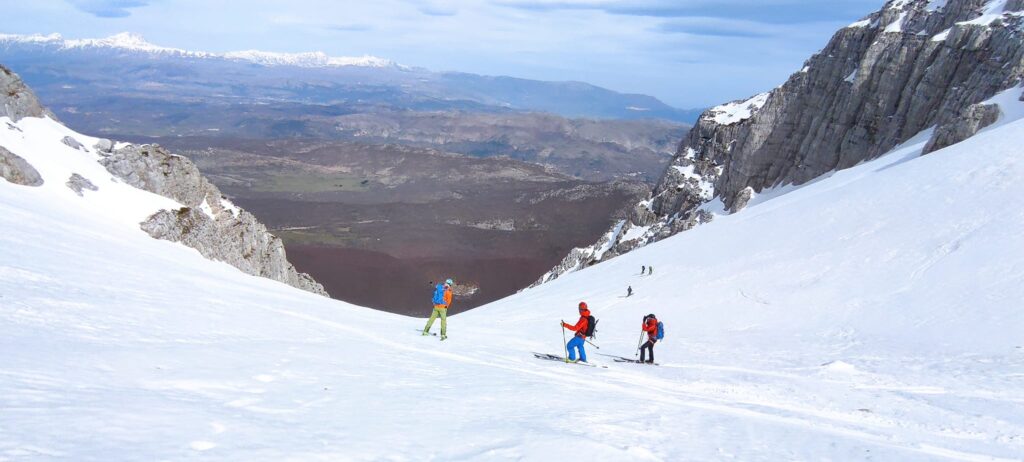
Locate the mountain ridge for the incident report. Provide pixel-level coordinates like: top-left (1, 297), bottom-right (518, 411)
top-left (0, 32), bottom-right (400, 69)
top-left (0, 32), bottom-right (702, 123)
top-left (536, 0), bottom-right (1024, 285)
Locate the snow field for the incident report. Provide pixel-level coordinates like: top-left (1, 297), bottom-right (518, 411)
top-left (1, 113), bottom-right (1023, 459)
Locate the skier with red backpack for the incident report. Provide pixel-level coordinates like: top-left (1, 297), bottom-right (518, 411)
top-left (639, 313), bottom-right (663, 364)
top-left (561, 302), bottom-right (595, 363)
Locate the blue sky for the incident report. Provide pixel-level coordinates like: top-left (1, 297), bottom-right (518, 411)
top-left (2, 0), bottom-right (885, 108)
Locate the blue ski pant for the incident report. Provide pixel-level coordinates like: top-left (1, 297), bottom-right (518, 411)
top-left (567, 336), bottom-right (586, 362)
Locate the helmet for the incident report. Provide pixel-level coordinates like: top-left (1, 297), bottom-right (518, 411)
top-left (578, 301), bottom-right (588, 310)
top-left (445, 278), bottom-right (454, 286)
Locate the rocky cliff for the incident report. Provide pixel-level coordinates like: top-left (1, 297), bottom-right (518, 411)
top-left (100, 144), bottom-right (327, 295)
top-left (0, 64), bottom-right (326, 296)
top-left (536, 0), bottom-right (1024, 285)
top-left (1, 64), bottom-right (54, 122)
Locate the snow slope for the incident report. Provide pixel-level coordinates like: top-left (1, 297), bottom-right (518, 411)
top-left (2, 112), bottom-right (1024, 460)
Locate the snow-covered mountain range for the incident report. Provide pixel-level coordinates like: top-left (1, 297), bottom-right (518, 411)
top-left (0, 32), bottom-right (701, 123)
top-left (0, 32), bottom-right (399, 69)
top-left (537, 0), bottom-right (1024, 285)
top-left (3, 58), bottom-right (1024, 458)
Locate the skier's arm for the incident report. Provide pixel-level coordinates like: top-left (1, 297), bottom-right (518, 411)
top-left (563, 317), bottom-right (584, 333)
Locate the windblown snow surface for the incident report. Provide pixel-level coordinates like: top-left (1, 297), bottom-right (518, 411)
top-left (2, 112), bottom-right (1024, 460)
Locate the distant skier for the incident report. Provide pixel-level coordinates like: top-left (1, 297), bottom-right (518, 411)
top-left (641, 265), bottom-right (645, 275)
top-left (561, 302), bottom-right (593, 363)
top-left (640, 313), bottom-right (659, 364)
top-left (648, 266), bottom-right (653, 276)
top-left (627, 286), bottom-right (633, 297)
top-left (423, 278), bottom-right (454, 340)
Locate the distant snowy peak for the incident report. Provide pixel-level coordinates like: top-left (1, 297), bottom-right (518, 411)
top-left (66, 32), bottom-right (199, 55)
top-left (0, 32), bottom-right (401, 69)
top-left (0, 32), bottom-right (209, 58)
top-left (222, 50), bottom-right (395, 68)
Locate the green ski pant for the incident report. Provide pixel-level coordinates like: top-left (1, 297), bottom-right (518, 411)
top-left (423, 306), bottom-right (447, 336)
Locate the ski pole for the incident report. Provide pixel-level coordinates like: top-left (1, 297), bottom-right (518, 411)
top-left (561, 320), bottom-right (568, 359)
top-left (635, 331), bottom-right (644, 357)
top-left (585, 338), bottom-right (600, 349)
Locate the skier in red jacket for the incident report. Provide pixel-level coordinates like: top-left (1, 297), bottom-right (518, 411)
top-left (561, 302), bottom-right (591, 363)
top-left (640, 314), bottom-right (658, 364)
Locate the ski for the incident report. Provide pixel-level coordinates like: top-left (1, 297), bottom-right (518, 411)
top-left (613, 358), bottom-right (659, 365)
top-left (598, 353), bottom-right (658, 365)
top-left (533, 352), bottom-right (567, 362)
top-left (532, 353), bottom-right (606, 368)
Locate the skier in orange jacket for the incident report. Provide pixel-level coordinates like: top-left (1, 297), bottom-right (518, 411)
top-left (561, 302), bottom-right (592, 362)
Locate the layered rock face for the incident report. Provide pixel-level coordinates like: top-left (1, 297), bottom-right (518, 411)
top-left (100, 144), bottom-right (327, 296)
top-left (536, 0), bottom-right (1024, 285)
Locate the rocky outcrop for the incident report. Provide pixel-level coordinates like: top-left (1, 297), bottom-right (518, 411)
top-left (141, 207), bottom-right (324, 294)
top-left (925, 99), bottom-right (1003, 151)
top-left (61, 136), bottom-right (86, 151)
top-left (93, 138), bottom-right (114, 154)
top-left (101, 144), bottom-right (328, 296)
top-left (0, 145), bottom-right (43, 186)
top-left (539, 0), bottom-right (1024, 284)
top-left (0, 65), bottom-right (55, 122)
top-left (0, 61), bottom-right (325, 295)
top-left (66, 173), bottom-right (98, 196)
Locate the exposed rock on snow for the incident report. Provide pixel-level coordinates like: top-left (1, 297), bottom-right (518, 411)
top-left (141, 207), bottom-right (324, 295)
top-left (65, 173), bottom-right (97, 196)
top-left (926, 100), bottom-right (1003, 151)
top-left (538, 0), bottom-right (1024, 285)
top-left (101, 144), bottom-right (327, 296)
top-left (92, 138), bottom-right (114, 154)
top-left (0, 145), bottom-right (42, 186)
top-left (61, 136), bottom-right (86, 151)
top-left (100, 145), bottom-right (210, 207)
top-left (0, 64), bottom-right (55, 122)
